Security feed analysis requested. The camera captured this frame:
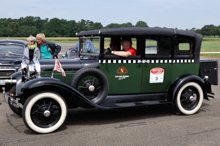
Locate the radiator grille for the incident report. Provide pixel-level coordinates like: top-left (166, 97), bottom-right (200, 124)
top-left (0, 70), bottom-right (16, 77)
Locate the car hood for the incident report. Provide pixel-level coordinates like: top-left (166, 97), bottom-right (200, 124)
top-left (0, 56), bottom-right (22, 65)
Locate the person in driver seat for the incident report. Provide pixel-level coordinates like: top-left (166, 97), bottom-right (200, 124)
top-left (107, 37), bottom-right (136, 57)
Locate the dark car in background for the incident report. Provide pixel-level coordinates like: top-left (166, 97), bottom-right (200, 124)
top-left (62, 47), bottom-right (76, 59)
top-left (0, 39), bottom-right (26, 85)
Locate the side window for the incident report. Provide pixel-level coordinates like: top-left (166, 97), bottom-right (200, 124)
top-left (103, 37), bottom-right (140, 58)
top-left (145, 37), bottom-right (171, 58)
top-left (145, 39), bottom-right (157, 54)
top-left (104, 37), bottom-right (111, 49)
top-left (174, 37), bottom-right (194, 58)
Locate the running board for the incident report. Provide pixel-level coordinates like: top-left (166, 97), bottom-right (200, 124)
top-left (101, 100), bottom-right (171, 108)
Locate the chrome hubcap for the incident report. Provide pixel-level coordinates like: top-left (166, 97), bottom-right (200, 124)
top-left (189, 96), bottom-right (194, 102)
top-left (89, 85), bottom-right (95, 92)
top-left (43, 110), bottom-right (51, 117)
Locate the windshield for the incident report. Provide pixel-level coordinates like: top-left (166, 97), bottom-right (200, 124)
top-left (0, 44), bottom-right (24, 56)
top-left (79, 37), bottom-right (100, 58)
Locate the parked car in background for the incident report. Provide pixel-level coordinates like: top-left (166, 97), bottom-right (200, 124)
top-left (2, 27), bottom-right (218, 134)
top-left (62, 47), bottom-right (76, 59)
top-left (0, 39), bottom-right (26, 83)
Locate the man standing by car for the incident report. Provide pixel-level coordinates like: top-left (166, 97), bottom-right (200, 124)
top-left (75, 39), bottom-right (96, 57)
top-left (109, 37), bottom-right (136, 57)
top-left (36, 33), bottom-right (61, 59)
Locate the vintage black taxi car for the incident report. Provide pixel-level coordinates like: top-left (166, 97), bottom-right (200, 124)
top-left (2, 27), bottom-right (218, 134)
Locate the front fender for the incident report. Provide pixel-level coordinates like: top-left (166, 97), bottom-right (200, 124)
top-left (20, 77), bottom-right (101, 108)
top-left (168, 75), bottom-right (208, 102)
top-left (10, 71), bottom-right (22, 79)
top-left (10, 71), bottom-right (24, 96)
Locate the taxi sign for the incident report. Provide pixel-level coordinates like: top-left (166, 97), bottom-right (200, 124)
top-left (150, 68), bottom-right (164, 83)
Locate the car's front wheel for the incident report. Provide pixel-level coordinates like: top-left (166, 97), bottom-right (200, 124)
top-left (175, 82), bottom-right (204, 115)
top-left (22, 92), bottom-right (67, 133)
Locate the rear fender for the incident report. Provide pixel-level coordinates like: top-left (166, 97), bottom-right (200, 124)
top-left (168, 75), bottom-right (208, 103)
top-left (20, 77), bottom-right (101, 108)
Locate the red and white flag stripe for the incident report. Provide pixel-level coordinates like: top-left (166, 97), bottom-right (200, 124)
top-left (53, 59), bottom-right (66, 77)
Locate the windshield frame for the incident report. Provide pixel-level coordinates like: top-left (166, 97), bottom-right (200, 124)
top-left (79, 36), bottom-right (100, 59)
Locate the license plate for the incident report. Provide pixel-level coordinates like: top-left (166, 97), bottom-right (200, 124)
top-left (0, 80), bottom-right (6, 85)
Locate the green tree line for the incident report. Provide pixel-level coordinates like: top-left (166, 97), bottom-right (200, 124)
top-left (0, 16), bottom-right (220, 37)
top-left (0, 16), bottom-right (148, 37)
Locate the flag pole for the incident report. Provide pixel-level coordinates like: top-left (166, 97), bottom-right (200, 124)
top-left (51, 57), bottom-right (56, 78)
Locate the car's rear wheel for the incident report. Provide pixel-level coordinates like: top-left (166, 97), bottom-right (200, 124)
top-left (22, 92), bottom-right (67, 133)
top-left (8, 85), bottom-right (22, 116)
top-left (71, 68), bottom-right (109, 104)
top-left (175, 82), bottom-right (204, 115)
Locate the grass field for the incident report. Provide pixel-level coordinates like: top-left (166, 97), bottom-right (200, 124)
top-left (1, 37), bottom-right (220, 56)
top-left (0, 37), bottom-right (79, 43)
top-left (200, 39), bottom-right (220, 57)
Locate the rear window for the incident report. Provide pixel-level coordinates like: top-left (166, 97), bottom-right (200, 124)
top-left (174, 36), bottom-right (194, 58)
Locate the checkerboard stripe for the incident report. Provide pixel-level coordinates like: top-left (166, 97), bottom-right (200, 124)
top-left (99, 59), bottom-right (195, 64)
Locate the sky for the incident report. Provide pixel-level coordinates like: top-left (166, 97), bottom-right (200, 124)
top-left (1, 0), bottom-right (220, 30)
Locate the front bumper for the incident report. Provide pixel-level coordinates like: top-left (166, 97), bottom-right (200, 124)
top-left (0, 79), bottom-right (17, 85)
top-left (2, 87), bottom-right (20, 108)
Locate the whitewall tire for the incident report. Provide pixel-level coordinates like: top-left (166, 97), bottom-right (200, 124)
top-left (175, 82), bottom-right (204, 115)
top-left (22, 92), bottom-right (67, 133)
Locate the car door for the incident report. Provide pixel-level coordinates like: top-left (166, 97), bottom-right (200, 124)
top-left (99, 37), bottom-right (143, 95)
top-left (171, 36), bottom-right (199, 81)
top-left (100, 61), bottom-right (142, 94)
top-left (141, 37), bottom-right (173, 93)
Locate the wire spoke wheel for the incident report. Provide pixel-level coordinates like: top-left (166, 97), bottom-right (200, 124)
top-left (71, 68), bottom-right (109, 104)
top-left (23, 92), bottom-right (67, 133)
top-left (180, 87), bottom-right (199, 110)
top-left (30, 98), bottom-right (61, 128)
top-left (77, 75), bottom-right (101, 100)
top-left (176, 82), bottom-right (204, 115)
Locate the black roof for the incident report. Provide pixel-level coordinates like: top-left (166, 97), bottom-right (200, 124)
top-left (0, 39), bottom-right (27, 46)
top-left (77, 27), bottom-right (203, 62)
top-left (77, 27), bottom-right (202, 39)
